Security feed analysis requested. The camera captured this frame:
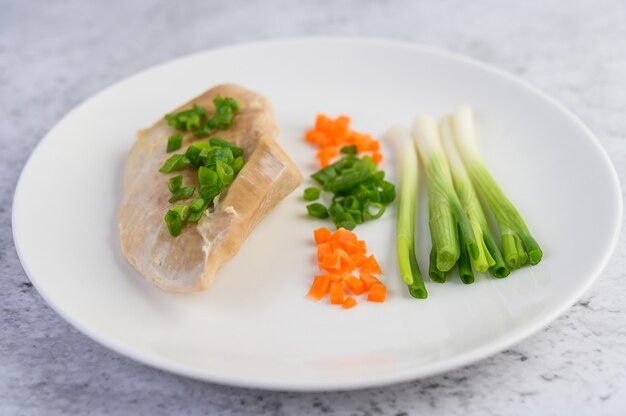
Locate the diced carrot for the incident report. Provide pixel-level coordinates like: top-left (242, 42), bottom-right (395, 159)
top-left (305, 129), bottom-right (318, 143)
top-left (360, 273), bottom-right (381, 290)
top-left (361, 255), bottom-right (383, 275)
top-left (330, 282), bottom-right (345, 305)
top-left (333, 227), bottom-right (356, 245)
top-left (315, 114), bottom-right (331, 131)
top-left (329, 273), bottom-right (343, 282)
top-left (346, 240), bottom-right (366, 255)
top-left (344, 273), bottom-right (365, 295)
top-left (350, 252), bottom-right (368, 268)
top-left (342, 296), bottom-right (358, 309)
top-left (372, 152), bottom-right (383, 163)
top-left (314, 227), bottom-right (332, 245)
top-left (307, 274), bottom-right (331, 301)
top-left (320, 252), bottom-right (341, 273)
top-left (368, 140), bottom-right (381, 152)
top-left (367, 283), bottom-right (386, 302)
top-left (317, 242), bottom-right (332, 262)
top-left (336, 249), bottom-right (354, 271)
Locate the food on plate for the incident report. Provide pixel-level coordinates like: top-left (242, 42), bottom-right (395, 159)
top-left (303, 114), bottom-right (395, 231)
top-left (119, 84), bottom-right (303, 292)
top-left (305, 114), bottom-right (383, 167)
top-left (385, 127), bottom-right (428, 298)
top-left (413, 115), bottom-right (479, 283)
top-left (439, 116), bottom-right (509, 278)
top-left (307, 227), bottom-right (387, 308)
top-left (452, 105), bottom-right (543, 267)
top-left (388, 105), bottom-right (542, 292)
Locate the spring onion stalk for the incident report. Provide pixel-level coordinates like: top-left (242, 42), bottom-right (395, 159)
top-left (440, 116), bottom-right (510, 278)
top-left (386, 126), bottom-right (428, 299)
top-left (412, 116), bottom-right (479, 275)
top-left (457, 224), bottom-right (474, 284)
top-left (453, 105), bottom-right (542, 267)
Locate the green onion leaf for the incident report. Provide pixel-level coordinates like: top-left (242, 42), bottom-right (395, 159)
top-left (159, 154), bottom-right (191, 173)
top-left (168, 175), bottom-right (183, 193)
top-left (185, 146), bottom-right (202, 167)
top-left (306, 203), bottom-right (329, 219)
top-left (231, 156), bottom-right (245, 175)
top-left (210, 137), bottom-right (244, 158)
top-left (303, 187), bottom-right (320, 201)
top-left (216, 160), bottom-right (234, 185)
top-left (340, 145), bottom-right (358, 155)
top-left (198, 166), bottom-right (223, 201)
top-left (164, 210), bottom-right (183, 237)
top-left (189, 197), bottom-right (206, 213)
top-left (379, 181), bottom-right (396, 204)
top-left (363, 202), bottom-right (385, 220)
top-left (168, 186), bottom-right (195, 203)
top-left (172, 205), bottom-right (190, 221)
top-left (167, 133), bottom-right (184, 153)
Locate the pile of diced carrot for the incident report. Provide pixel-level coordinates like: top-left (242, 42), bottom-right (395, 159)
top-left (305, 114), bottom-right (383, 167)
top-left (307, 227), bottom-right (387, 309)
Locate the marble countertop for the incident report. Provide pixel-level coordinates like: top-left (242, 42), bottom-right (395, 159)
top-left (2, 0), bottom-right (625, 414)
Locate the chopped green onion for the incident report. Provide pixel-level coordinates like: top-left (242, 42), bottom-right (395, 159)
top-left (167, 133), bottom-right (183, 153)
top-left (168, 186), bottom-right (195, 203)
top-left (187, 209), bottom-right (205, 223)
top-left (189, 197), bottom-right (206, 213)
top-left (164, 210), bottom-right (183, 237)
top-left (363, 202), bottom-right (385, 220)
top-left (172, 205), bottom-right (190, 221)
top-left (168, 175), bottom-right (183, 193)
top-left (198, 166), bottom-right (223, 201)
top-left (185, 146), bottom-right (202, 167)
top-left (324, 169), bottom-right (372, 193)
top-left (306, 203), bottom-right (329, 219)
top-left (303, 187), bottom-right (320, 201)
top-left (340, 145), bottom-right (358, 155)
top-left (216, 160), bottom-right (234, 185)
top-left (231, 156), bottom-right (244, 175)
top-left (378, 181), bottom-right (396, 204)
top-left (159, 154), bottom-right (191, 173)
top-left (210, 137), bottom-right (244, 158)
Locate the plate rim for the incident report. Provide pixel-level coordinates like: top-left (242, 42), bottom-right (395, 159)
top-left (12, 36), bottom-right (623, 391)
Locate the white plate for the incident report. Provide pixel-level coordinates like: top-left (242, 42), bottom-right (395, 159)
top-left (13, 38), bottom-right (622, 391)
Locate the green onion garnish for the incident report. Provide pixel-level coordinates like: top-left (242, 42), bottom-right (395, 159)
top-left (363, 202), bottom-right (385, 220)
top-left (164, 210), bottom-right (183, 237)
top-left (167, 133), bottom-right (183, 153)
top-left (231, 156), bottom-right (244, 175)
top-left (160, 97), bottom-right (244, 237)
top-left (304, 154), bottom-right (395, 230)
top-left (172, 205), bottom-right (190, 221)
top-left (189, 197), bottom-right (206, 213)
top-left (168, 175), bottom-right (183, 193)
top-left (210, 137), bottom-right (244, 158)
top-left (159, 154), bottom-right (191, 173)
top-left (340, 145), bottom-right (358, 155)
top-left (306, 203), bottom-right (329, 219)
top-left (168, 186), bottom-right (195, 203)
top-left (216, 160), bottom-right (234, 185)
top-left (303, 187), bottom-right (320, 201)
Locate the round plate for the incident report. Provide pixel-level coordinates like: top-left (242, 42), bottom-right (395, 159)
top-left (13, 38), bottom-right (622, 391)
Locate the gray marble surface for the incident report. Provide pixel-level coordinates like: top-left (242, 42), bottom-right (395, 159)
top-left (2, 0), bottom-right (625, 414)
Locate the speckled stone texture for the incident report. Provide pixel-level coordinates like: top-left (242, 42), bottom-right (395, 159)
top-left (2, 0), bottom-right (625, 414)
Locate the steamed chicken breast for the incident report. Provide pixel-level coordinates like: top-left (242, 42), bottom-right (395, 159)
top-left (119, 84), bottom-right (303, 292)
